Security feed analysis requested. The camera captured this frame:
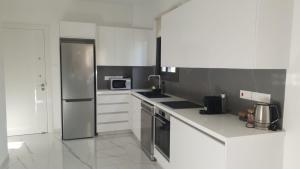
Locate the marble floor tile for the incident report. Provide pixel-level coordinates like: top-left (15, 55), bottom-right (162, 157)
top-left (1, 133), bottom-right (162, 169)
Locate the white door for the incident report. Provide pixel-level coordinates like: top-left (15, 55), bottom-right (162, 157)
top-left (0, 28), bottom-right (47, 136)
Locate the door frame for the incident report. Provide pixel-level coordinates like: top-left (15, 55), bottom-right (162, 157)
top-left (1, 22), bottom-right (50, 134)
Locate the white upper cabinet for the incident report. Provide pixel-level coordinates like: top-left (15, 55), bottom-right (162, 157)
top-left (115, 28), bottom-right (134, 66)
top-left (161, 0), bottom-right (292, 69)
top-left (60, 21), bottom-right (96, 39)
top-left (97, 26), bottom-right (155, 66)
top-left (255, 0), bottom-right (293, 69)
top-left (97, 26), bottom-right (115, 66)
top-left (132, 29), bottom-right (150, 66)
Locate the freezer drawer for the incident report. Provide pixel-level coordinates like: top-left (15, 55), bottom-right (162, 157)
top-left (62, 100), bottom-right (95, 140)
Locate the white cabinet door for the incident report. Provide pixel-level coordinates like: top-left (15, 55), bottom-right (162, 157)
top-left (132, 29), bottom-right (156, 66)
top-left (97, 26), bottom-right (115, 66)
top-left (170, 117), bottom-right (225, 169)
top-left (131, 96), bottom-right (141, 141)
top-left (161, 0), bottom-right (257, 69)
top-left (254, 0), bottom-right (292, 69)
top-left (60, 21), bottom-right (96, 39)
top-left (161, 0), bottom-right (292, 69)
top-left (115, 28), bottom-right (134, 66)
top-left (132, 29), bottom-right (149, 66)
top-left (147, 30), bottom-right (156, 66)
top-left (97, 26), bottom-right (155, 66)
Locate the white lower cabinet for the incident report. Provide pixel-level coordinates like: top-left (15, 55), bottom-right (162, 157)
top-left (97, 93), bottom-right (284, 169)
top-left (131, 95), bottom-right (142, 141)
top-left (168, 116), bottom-right (284, 169)
top-left (170, 117), bottom-right (225, 169)
top-left (97, 93), bottom-right (131, 133)
top-left (97, 122), bottom-right (130, 133)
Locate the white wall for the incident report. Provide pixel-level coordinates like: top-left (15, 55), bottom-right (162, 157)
top-left (283, 1), bottom-right (300, 169)
top-left (0, 0), bottom-right (159, 130)
top-left (0, 22), bottom-right (9, 166)
top-left (158, 0), bottom-right (190, 15)
top-left (154, 0), bottom-right (190, 37)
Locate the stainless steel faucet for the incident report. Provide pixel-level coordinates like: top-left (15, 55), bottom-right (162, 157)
top-left (148, 75), bottom-right (161, 89)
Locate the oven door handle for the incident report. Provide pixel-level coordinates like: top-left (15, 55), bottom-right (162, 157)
top-left (155, 115), bottom-right (168, 125)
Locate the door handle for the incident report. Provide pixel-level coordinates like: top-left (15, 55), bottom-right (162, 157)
top-left (155, 115), bottom-right (168, 125)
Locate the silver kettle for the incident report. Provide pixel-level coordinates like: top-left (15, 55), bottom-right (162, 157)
top-left (254, 103), bottom-right (280, 130)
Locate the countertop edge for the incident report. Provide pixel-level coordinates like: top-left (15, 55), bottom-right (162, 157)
top-left (96, 89), bottom-right (284, 143)
top-left (131, 91), bottom-right (284, 143)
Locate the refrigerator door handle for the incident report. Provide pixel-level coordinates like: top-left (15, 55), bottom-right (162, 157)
top-left (64, 98), bottom-right (94, 102)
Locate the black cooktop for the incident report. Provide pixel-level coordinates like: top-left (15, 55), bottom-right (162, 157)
top-left (161, 101), bottom-right (203, 109)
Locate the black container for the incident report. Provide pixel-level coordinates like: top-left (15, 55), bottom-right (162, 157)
top-left (200, 96), bottom-right (223, 114)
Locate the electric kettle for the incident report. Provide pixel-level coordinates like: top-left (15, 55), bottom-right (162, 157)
top-left (254, 103), bottom-right (280, 130)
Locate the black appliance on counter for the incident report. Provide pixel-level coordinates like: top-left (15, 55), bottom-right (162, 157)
top-left (200, 96), bottom-right (224, 114)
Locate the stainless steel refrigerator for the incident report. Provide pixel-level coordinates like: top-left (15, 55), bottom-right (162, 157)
top-left (60, 39), bottom-right (96, 140)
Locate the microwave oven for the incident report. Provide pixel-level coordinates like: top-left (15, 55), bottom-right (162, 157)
top-left (110, 78), bottom-right (131, 90)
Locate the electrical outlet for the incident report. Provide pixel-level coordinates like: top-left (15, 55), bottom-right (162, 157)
top-left (240, 90), bottom-right (271, 103)
top-left (240, 90), bottom-right (252, 100)
top-left (252, 92), bottom-right (271, 103)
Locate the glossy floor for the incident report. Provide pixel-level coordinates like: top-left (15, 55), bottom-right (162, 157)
top-left (2, 133), bottom-right (162, 169)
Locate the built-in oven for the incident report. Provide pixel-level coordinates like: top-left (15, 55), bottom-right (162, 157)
top-left (154, 108), bottom-right (170, 160)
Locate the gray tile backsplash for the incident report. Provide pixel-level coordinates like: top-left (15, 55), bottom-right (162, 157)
top-left (97, 66), bottom-right (155, 90)
top-left (132, 67), bottom-right (155, 89)
top-left (163, 68), bottom-right (286, 128)
top-left (97, 66), bottom-right (132, 89)
top-left (97, 66), bottom-right (286, 127)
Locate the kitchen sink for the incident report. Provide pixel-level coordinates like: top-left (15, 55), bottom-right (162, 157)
top-left (137, 91), bottom-right (170, 98)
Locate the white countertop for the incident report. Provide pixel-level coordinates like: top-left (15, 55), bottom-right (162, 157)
top-left (97, 89), bottom-right (284, 143)
top-left (97, 89), bottom-right (150, 95)
top-left (131, 91), bottom-right (284, 143)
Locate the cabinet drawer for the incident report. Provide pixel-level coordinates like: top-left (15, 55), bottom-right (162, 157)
top-left (97, 103), bottom-right (129, 114)
top-left (97, 122), bottom-right (130, 133)
top-left (97, 94), bottom-right (129, 104)
top-left (97, 113), bottom-right (129, 123)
